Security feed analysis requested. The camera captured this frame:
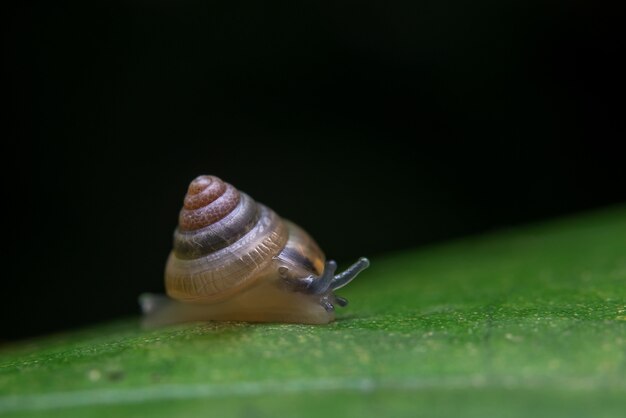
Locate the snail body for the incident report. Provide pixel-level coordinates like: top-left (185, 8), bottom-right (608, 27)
top-left (140, 175), bottom-right (369, 327)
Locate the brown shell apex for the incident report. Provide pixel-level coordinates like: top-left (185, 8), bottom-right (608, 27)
top-left (178, 176), bottom-right (240, 230)
top-left (165, 175), bottom-right (289, 303)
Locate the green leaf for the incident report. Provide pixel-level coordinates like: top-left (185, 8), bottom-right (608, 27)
top-left (2, 207), bottom-right (626, 417)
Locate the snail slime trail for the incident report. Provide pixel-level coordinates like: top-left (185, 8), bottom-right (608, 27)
top-left (140, 175), bottom-right (370, 327)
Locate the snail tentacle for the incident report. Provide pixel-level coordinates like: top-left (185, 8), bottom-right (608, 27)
top-left (334, 295), bottom-right (349, 307)
top-left (289, 257), bottom-right (369, 300)
top-left (306, 260), bottom-right (337, 294)
top-left (330, 257), bottom-right (370, 290)
top-left (321, 299), bottom-right (335, 312)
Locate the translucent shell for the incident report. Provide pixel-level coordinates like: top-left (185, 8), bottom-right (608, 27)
top-left (165, 175), bottom-right (292, 303)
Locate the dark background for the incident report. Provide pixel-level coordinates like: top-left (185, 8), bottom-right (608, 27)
top-left (4, 1), bottom-right (624, 341)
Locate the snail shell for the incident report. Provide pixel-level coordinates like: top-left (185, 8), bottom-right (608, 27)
top-left (140, 175), bottom-right (369, 326)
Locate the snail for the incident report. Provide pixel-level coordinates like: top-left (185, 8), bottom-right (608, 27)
top-left (140, 175), bottom-right (369, 327)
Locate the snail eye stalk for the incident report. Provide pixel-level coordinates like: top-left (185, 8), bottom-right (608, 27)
top-left (298, 257), bottom-right (370, 295)
top-left (306, 260), bottom-right (337, 294)
top-left (331, 257), bottom-right (370, 290)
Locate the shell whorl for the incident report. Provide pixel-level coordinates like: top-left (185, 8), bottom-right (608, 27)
top-left (165, 175), bottom-right (289, 303)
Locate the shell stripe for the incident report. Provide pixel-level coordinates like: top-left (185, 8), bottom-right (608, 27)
top-left (165, 205), bottom-right (289, 302)
top-left (173, 193), bottom-right (261, 259)
top-left (178, 183), bottom-right (240, 231)
top-left (183, 176), bottom-right (226, 209)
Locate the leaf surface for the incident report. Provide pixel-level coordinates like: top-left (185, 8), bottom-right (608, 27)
top-left (1, 207), bottom-right (626, 417)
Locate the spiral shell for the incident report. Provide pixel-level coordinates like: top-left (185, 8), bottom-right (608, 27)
top-left (165, 175), bottom-right (290, 303)
top-left (140, 174), bottom-right (370, 327)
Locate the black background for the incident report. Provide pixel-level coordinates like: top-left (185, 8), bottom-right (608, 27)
top-left (4, 1), bottom-right (625, 341)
